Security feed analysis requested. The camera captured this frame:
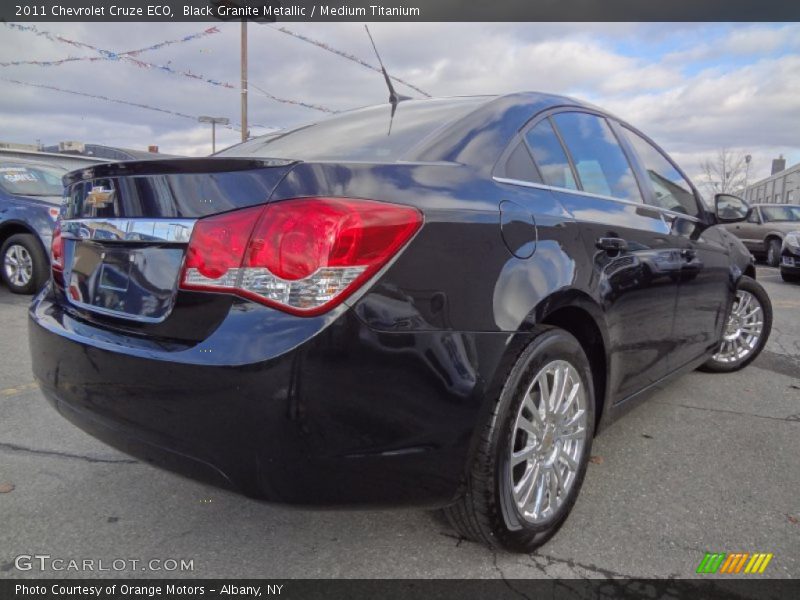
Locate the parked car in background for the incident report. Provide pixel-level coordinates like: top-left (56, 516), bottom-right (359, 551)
top-left (781, 232), bottom-right (800, 282)
top-left (721, 203), bottom-right (800, 266)
top-left (0, 160), bottom-right (63, 293)
top-left (30, 93), bottom-right (772, 552)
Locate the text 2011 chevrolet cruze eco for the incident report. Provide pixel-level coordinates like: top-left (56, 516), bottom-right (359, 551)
top-left (29, 93), bottom-right (772, 551)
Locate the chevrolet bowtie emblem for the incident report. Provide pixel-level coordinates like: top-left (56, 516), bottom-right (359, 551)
top-left (86, 186), bottom-right (114, 207)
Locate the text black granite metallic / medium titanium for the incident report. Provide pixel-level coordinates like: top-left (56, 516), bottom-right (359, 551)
top-left (29, 93), bottom-right (772, 551)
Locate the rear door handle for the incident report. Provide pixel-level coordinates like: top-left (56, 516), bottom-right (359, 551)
top-left (681, 247), bottom-right (697, 260)
top-left (596, 237), bottom-right (628, 252)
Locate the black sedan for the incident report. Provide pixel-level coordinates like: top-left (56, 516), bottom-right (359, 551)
top-left (0, 159), bottom-right (63, 293)
top-left (29, 93), bottom-right (771, 552)
top-left (781, 230), bottom-right (800, 282)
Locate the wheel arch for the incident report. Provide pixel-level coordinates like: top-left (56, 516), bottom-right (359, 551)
top-left (0, 220), bottom-right (46, 251)
top-left (536, 293), bottom-right (610, 434)
top-left (764, 233), bottom-right (783, 249)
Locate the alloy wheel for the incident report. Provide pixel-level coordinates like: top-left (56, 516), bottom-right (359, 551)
top-left (509, 360), bottom-right (587, 524)
top-left (3, 244), bottom-right (33, 288)
top-left (713, 290), bottom-right (764, 364)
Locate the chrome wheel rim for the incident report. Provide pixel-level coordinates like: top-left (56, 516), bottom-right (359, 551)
top-left (509, 360), bottom-right (587, 525)
top-left (3, 244), bottom-right (32, 287)
top-left (713, 290), bottom-right (763, 364)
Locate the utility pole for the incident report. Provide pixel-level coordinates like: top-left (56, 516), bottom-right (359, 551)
top-left (240, 20), bottom-right (248, 143)
top-left (198, 116), bottom-right (230, 154)
top-left (744, 154), bottom-right (752, 198)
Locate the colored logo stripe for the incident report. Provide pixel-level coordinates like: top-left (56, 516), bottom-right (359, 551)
top-left (697, 552), bottom-right (773, 574)
top-left (697, 553), bottom-right (726, 574)
top-left (745, 553), bottom-right (773, 574)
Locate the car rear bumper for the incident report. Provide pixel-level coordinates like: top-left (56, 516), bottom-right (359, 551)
top-left (29, 287), bottom-right (516, 508)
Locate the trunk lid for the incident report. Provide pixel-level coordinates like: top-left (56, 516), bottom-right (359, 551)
top-left (56, 158), bottom-right (294, 329)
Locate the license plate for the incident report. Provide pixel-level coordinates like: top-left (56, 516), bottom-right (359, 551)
top-left (66, 241), bottom-right (183, 322)
top-left (783, 256), bottom-right (795, 266)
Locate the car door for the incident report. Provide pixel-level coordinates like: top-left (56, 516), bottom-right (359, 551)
top-left (523, 111), bottom-right (681, 401)
top-left (728, 207), bottom-right (763, 253)
top-left (618, 125), bottom-right (732, 371)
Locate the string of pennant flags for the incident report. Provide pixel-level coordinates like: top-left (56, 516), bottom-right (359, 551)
top-left (269, 25), bottom-right (431, 98)
top-left (0, 77), bottom-right (276, 134)
top-left (1, 23), bottom-right (222, 67)
top-left (3, 23), bottom-right (337, 113)
top-left (2, 22), bottom-right (430, 130)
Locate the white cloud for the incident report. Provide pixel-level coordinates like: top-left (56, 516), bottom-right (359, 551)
top-left (0, 22), bottom-right (797, 184)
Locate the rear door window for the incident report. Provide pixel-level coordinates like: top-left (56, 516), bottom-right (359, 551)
top-left (551, 112), bottom-right (643, 202)
top-left (524, 119), bottom-right (577, 190)
top-left (622, 128), bottom-right (700, 217)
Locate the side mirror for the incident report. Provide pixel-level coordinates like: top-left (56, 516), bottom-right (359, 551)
top-left (714, 193), bottom-right (752, 224)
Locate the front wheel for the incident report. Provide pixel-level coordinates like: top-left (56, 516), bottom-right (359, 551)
top-left (444, 328), bottom-right (594, 552)
top-left (700, 276), bottom-right (772, 373)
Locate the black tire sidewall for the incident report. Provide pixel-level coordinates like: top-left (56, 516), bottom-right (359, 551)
top-left (0, 233), bottom-right (48, 294)
top-left (489, 329), bottom-right (595, 551)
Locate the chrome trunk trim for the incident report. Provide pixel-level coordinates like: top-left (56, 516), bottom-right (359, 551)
top-left (60, 219), bottom-right (196, 244)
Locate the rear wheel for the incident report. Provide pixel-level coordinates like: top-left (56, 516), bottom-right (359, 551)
top-left (444, 328), bottom-right (594, 552)
top-left (700, 276), bottom-right (772, 373)
top-left (1, 233), bottom-right (48, 295)
top-left (766, 239), bottom-right (781, 267)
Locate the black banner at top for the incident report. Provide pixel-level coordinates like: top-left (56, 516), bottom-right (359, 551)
top-left (2, 0), bottom-right (800, 22)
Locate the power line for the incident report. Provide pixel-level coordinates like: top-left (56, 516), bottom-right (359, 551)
top-left (6, 23), bottom-right (336, 114)
top-left (0, 77), bottom-right (276, 133)
top-left (1, 24), bottom-right (222, 67)
top-left (268, 25), bottom-right (431, 98)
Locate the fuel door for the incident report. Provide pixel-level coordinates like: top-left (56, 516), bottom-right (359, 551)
top-left (499, 200), bottom-right (537, 258)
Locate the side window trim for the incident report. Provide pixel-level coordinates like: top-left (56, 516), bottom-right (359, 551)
top-left (496, 106), bottom-right (703, 220)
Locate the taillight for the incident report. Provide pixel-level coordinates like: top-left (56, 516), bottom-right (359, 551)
top-left (51, 222), bottom-right (64, 272)
top-left (180, 198), bottom-right (422, 316)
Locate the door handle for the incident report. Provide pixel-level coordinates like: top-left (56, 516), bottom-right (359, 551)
top-left (681, 247), bottom-right (697, 261)
top-left (596, 237), bottom-right (628, 253)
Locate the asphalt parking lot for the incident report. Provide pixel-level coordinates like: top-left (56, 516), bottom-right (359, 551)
top-left (1, 266), bottom-right (798, 580)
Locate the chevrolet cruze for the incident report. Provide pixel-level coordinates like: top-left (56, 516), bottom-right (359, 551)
top-left (29, 93), bottom-right (772, 551)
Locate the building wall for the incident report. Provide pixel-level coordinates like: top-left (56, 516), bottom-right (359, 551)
top-left (743, 161), bottom-right (800, 205)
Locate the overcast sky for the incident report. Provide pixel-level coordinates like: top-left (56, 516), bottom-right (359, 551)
top-left (1, 22), bottom-right (798, 186)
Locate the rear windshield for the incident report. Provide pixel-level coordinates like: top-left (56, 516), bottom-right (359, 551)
top-left (0, 164), bottom-right (64, 197)
top-left (217, 97), bottom-right (489, 162)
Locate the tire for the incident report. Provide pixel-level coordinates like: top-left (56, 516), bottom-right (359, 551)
top-left (766, 239), bottom-right (781, 267)
top-left (1, 233), bottom-right (49, 295)
top-left (443, 327), bottom-right (595, 552)
top-left (700, 276), bottom-right (772, 373)
top-left (781, 272), bottom-right (800, 283)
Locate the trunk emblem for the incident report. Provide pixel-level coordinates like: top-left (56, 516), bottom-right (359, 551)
top-left (86, 186), bottom-right (114, 207)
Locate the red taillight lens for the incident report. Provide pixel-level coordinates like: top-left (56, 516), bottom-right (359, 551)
top-left (180, 198), bottom-right (422, 316)
top-left (51, 222), bottom-right (64, 272)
